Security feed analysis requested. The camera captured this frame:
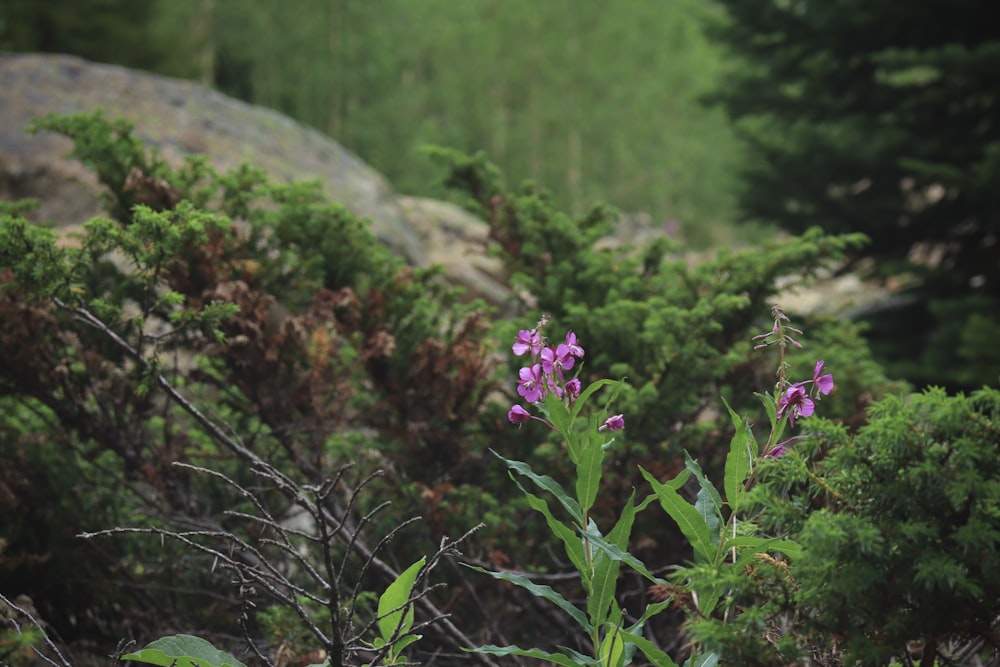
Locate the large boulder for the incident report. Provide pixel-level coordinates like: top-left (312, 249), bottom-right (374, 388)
top-left (0, 52), bottom-right (426, 264)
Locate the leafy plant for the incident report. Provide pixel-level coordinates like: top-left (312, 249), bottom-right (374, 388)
top-left (470, 318), bottom-right (676, 667)
top-left (475, 308), bottom-right (848, 666)
top-left (124, 634), bottom-right (247, 667)
top-left (370, 557), bottom-right (426, 665)
top-left (0, 111), bottom-right (496, 661)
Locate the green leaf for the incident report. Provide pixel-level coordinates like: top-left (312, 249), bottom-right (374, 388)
top-left (463, 566), bottom-right (592, 632)
top-left (617, 629), bottom-right (680, 667)
top-left (695, 486), bottom-right (722, 548)
top-left (627, 599), bottom-right (673, 629)
top-left (755, 391), bottom-right (787, 449)
top-left (588, 544), bottom-right (619, 628)
top-left (123, 634), bottom-right (247, 667)
top-left (684, 652), bottom-right (720, 667)
top-left (721, 396), bottom-right (756, 512)
top-left (377, 556), bottom-right (425, 642)
top-left (588, 491), bottom-right (649, 624)
top-left (570, 378), bottom-right (620, 422)
top-left (576, 435), bottom-right (605, 515)
top-left (543, 391), bottom-right (574, 445)
top-left (640, 467), bottom-right (714, 564)
top-left (493, 451), bottom-right (584, 524)
top-left (389, 634), bottom-right (422, 655)
top-left (684, 452), bottom-right (723, 546)
top-left (724, 536), bottom-right (802, 561)
top-left (599, 626), bottom-right (626, 667)
top-left (581, 525), bottom-right (663, 584)
top-left (684, 452), bottom-right (723, 517)
top-left (470, 644), bottom-right (599, 667)
top-left (513, 479), bottom-right (589, 583)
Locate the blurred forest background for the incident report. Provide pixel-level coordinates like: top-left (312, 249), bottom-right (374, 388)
top-left (0, 0), bottom-right (743, 245)
top-left (4, 0), bottom-right (998, 388)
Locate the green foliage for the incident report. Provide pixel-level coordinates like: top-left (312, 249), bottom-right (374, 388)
top-left (431, 146), bottom-right (871, 458)
top-left (706, 0), bottom-right (1000, 389)
top-left (469, 366), bottom-right (679, 667)
top-left (723, 388), bottom-right (1000, 664)
top-left (0, 0), bottom-right (209, 78)
top-left (372, 557), bottom-right (425, 665)
top-left (124, 634), bottom-right (247, 667)
top-left (0, 604), bottom-right (43, 667)
top-left (793, 388), bottom-right (1000, 664)
top-left (0, 111), bottom-right (499, 652)
top-left (0, 110), bottom-right (916, 663)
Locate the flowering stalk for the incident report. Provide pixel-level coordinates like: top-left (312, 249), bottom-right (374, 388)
top-left (751, 305), bottom-right (834, 458)
top-left (507, 320), bottom-right (624, 562)
top-left (469, 319), bottom-right (658, 667)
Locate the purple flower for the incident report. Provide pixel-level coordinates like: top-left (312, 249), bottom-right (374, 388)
top-left (564, 331), bottom-right (585, 358)
top-left (599, 414), bottom-right (625, 432)
top-left (565, 378), bottom-right (581, 401)
top-left (812, 360), bottom-right (834, 396)
top-left (508, 404), bottom-right (531, 425)
top-left (541, 343), bottom-right (576, 375)
top-left (764, 441), bottom-right (789, 459)
top-left (764, 435), bottom-right (806, 459)
top-left (516, 364), bottom-right (545, 403)
top-left (776, 383), bottom-right (815, 427)
top-left (513, 328), bottom-right (542, 357)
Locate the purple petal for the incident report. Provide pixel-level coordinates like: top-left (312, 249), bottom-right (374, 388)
top-left (599, 414), bottom-right (625, 432)
top-left (765, 442), bottom-right (789, 458)
top-left (508, 405), bottom-right (531, 425)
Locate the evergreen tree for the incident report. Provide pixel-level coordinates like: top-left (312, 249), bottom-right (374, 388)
top-left (706, 0), bottom-right (1000, 388)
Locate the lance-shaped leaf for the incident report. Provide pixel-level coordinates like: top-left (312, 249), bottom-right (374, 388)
top-left (721, 396), bottom-right (756, 512)
top-left (599, 624), bottom-right (626, 667)
top-left (723, 535), bottom-right (803, 562)
top-left (616, 629), bottom-right (679, 667)
top-left (542, 391), bottom-right (575, 456)
top-left (492, 451), bottom-right (584, 524)
top-left (640, 467), bottom-right (714, 564)
top-left (685, 652), bottom-right (721, 667)
top-left (571, 378), bottom-right (621, 422)
top-left (472, 645), bottom-right (599, 667)
top-left (581, 521), bottom-right (663, 584)
top-left (627, 599), bottom-right (673, 629)
top-left (513, 478), bottom-right (589, 584)
top-left (464, 566), bottom-right (592, 632)
top-left (576, 433), bottom-right (605, 515)
top-left (587, 491), bottom-right (652, 624)
top-left (684, 452), bottom-right (723, 547)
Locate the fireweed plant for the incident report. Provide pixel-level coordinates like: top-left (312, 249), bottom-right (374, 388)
top-left (468, 307), bottom-right (836, 666)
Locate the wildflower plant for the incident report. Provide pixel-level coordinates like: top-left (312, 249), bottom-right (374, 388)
top-left (473, 307), bottom-right (839, 666)
top-left (471, 317), bottom-right (677, 667)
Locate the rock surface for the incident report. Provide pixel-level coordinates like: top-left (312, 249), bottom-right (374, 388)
top-left (0, 53), bottom-right (889, 314)
top-left (0, 53), bottom-right (425, 263)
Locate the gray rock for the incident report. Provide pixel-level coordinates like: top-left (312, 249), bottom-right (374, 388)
top-left (396, 195), bottom-right (510, 305)
top-left (0, 52), bottom-right (425, 264)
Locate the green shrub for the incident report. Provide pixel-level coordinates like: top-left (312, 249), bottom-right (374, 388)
top-left (1, 111), bottom-right (906, 660)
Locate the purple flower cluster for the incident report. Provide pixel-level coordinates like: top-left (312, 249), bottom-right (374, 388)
top-left (776, 360), bottom-right (834, 427)
top-left (766, 360), bottom-right (835, 458)
top-left (507, 325), bottom-right (623, 433)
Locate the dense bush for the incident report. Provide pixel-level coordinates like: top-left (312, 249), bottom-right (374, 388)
top-left (1, 111), bottom-right (912, 664)
top-left (683, 388), bottom-right (1000, 665)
